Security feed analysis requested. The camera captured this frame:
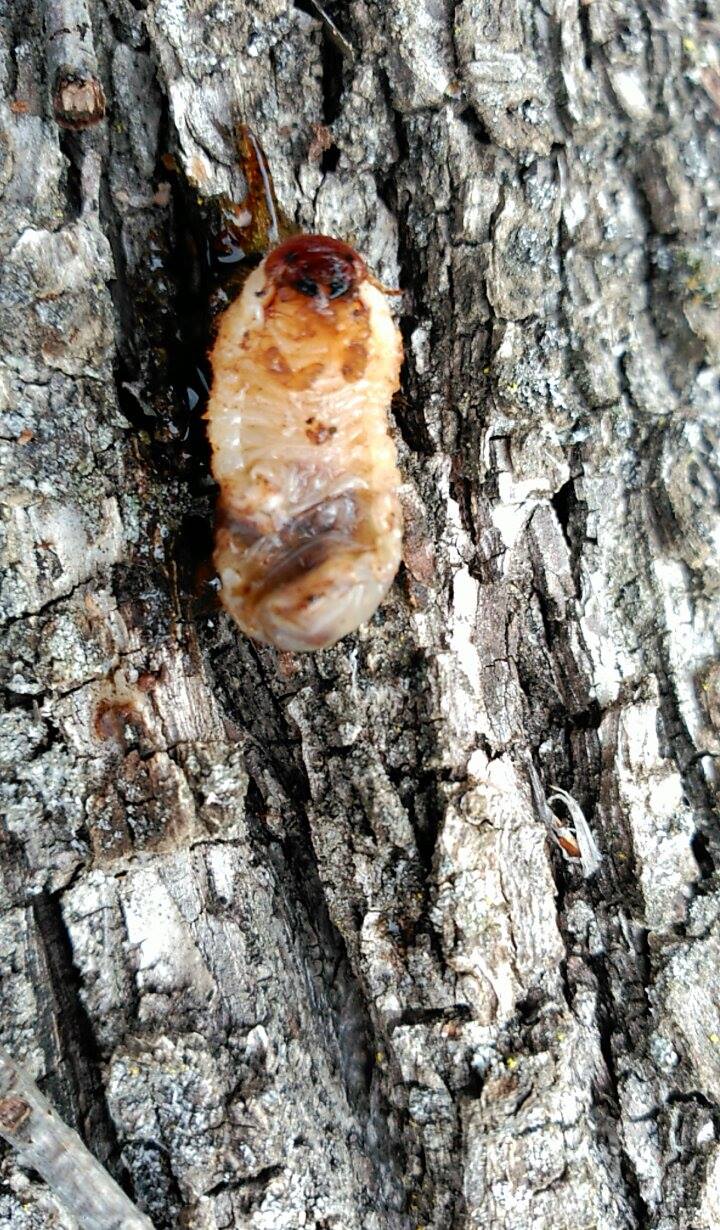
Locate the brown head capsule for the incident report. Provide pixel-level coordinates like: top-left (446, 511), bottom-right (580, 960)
top-left (206, 233), bottom-right (403, 652)
top-left (264, 234), bottom-right (367, 304)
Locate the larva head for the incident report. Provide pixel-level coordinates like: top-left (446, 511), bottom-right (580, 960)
top-left (264, 234), bottom-right (367, 304)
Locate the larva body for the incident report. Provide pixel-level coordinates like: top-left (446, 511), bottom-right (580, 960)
top-left (206, 235), bottom-right (403, 652)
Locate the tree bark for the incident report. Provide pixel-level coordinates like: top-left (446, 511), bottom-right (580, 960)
top-left (1, 1), bottom-right (719, 1227)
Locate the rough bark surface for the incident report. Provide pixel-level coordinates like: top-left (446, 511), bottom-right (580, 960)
top-left (1, 1), bottom-right (719, 1227)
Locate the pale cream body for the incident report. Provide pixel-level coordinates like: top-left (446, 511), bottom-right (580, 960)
top-left (207, 261), bottom-right (403, 651)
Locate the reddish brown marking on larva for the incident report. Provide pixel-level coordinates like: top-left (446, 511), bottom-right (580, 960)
top-left (206, 234), bottom-right (403, 652)
top-left (263, 345), bottom-right (291, 376)
top-left (305, 417), bottom-right (337, 445)
top-left (341, 341), bottom-right (368, 382)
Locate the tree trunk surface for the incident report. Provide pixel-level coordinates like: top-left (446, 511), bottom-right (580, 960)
top-left (1, 1), bottom-right (719, 1226)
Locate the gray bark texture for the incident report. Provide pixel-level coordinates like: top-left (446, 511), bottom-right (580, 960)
top-left (1, 0), bottom-right (719, 1227)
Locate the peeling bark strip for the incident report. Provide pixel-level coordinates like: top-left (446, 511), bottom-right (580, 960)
top-left (0, 0), bottom-right (719, 1228)
top-left (0, 1050), bottom-right (152, 1229)
top-left (43, 0), bottom-right (105, 129)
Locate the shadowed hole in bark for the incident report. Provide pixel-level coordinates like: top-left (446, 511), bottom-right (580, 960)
top-left (294, 0), bottom-right (349, 154)
top-left (320, 142), bottom-right (341, 173)
top-left (205, 1164), bottom-right (283, 1197)
top-left (30, 895), bottom-right (137, 1196)
top-left (58, 131), bottom-right (84, 223)
top-left (101, 127), bottom-right (191, 468)
top-left (240, 775), bottom-right (383, 1135)
top-left (550, 478), bottom-right (574, 544)
top-left (397, 1004), bottom-right (472, 1029)
top-left (571, 938), bottom-right (652, 1226)
top-left (457, 106), bottom-right (492, 145)
top-left (656, 666), bottom-right (718, 847)
top-left (665, 1088), bottom-right (718, 1111)
top-left (691, 829), bottom-right (715, 882)
top-left (174, 511), bottom-right (219, 623)
top-left (120, 1141), bottom-right (183, 1229)
top-left (372, 86), bottom-right (436, 457)
top-left (578, 2), bottom-right (593, 71)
